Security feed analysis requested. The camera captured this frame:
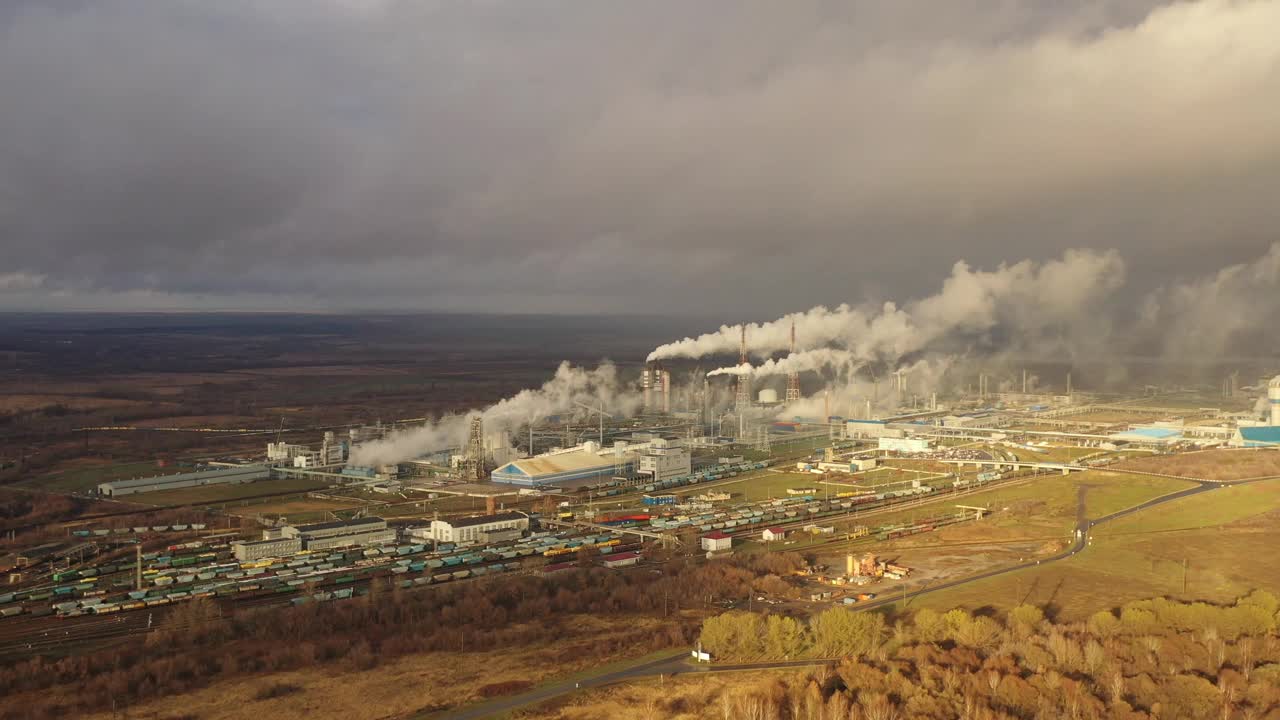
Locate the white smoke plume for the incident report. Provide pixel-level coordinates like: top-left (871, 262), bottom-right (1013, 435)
top-left (652, 248), bottom-right (1126, 370)
top-left (707, 348), bottom-right (861, 378)
top-left (348, 361), bottom-right (641, 467)
top-left (1141, 243), bottom-right (1280, 360)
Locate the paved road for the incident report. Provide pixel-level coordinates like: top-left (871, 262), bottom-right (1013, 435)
top-left (439, 474), bottom-right (1269, 719)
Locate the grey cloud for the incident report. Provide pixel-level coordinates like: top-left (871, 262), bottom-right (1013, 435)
top-left (1, 0), bottom-right (1278, 315)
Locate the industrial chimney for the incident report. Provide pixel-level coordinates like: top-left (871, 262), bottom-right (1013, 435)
top-left (1270, 376), bottom-right (1280, 426)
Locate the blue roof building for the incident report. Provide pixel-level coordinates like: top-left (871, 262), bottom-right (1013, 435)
top-left (1233, 426), bottom-right (1280, 447)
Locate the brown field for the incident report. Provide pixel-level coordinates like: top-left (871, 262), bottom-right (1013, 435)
top-left (0, 394), bottom-right (155, 413)
top-left (128, 414), bottom-right (268, 429)
top-left (235, 497), bottom-right (366, 519)
top-left (238, 365), bottom-right (415, 377)
top-left (518, 670), bottom-right (810, 720)
top-left (75, 615), bottom-right (680, 720)
top-left (1116, 447), bottom-right (1280, 480)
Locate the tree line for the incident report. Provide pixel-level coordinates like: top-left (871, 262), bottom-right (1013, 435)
top-left (697, 590), bottom-right (1280, 720)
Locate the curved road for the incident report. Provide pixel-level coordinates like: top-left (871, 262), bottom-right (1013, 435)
top-left (436, 475), bottom-right (1266, 719)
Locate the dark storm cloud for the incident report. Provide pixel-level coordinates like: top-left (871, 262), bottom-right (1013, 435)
top-left (1, 0), bottom-right (1278, 313)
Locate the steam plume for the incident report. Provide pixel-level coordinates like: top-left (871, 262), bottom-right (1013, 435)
top-left (348, 361), bottom-right (640, 467)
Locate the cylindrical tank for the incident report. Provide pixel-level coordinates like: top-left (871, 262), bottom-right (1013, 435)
top-left (1269, 376), bottom-right (1280, 426)
top-left (758, 388), bottom-right (779, 404)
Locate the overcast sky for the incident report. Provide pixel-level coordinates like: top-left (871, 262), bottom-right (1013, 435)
top-left (1, 0), bottom-right (1278, 315)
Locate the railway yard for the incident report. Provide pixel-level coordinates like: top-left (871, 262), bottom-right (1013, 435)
top-left (0, 441), bottom-right (1149, 658)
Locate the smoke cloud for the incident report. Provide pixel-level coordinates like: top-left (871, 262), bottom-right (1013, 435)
top-left (659, 248), bottom-right (1126, 366)
top-left (682, 243), bottom-right (1280, 409)
top-left (348, 361), bottom-right (641, 467)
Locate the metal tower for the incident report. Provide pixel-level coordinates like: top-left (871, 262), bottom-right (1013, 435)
top-left (734, 326), bottom-right (751, 411)
top-left (785, 318), bottom-right (801, 403)
top-left (461, 415), bottom-right (487, 480)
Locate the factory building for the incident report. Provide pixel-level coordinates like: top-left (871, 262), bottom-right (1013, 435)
top-left (877, 437), bottom-right (932, 453)
top-left (268, 431), bottom-right (348, 468)
top-left (279, 517), bottom-right (397, 550)
top-left (98, 464), bottom-right (270, 497)
top-left (427, 512), bottom-right (529, 543)
top-left (491, 441), bottom-right (637, 487)
top-left (815, 458), bottom-right (878, 473)
top-left (1107, 427), bottom-right (1182, 448)
top-left (846, 420), bottom-right (903, 439)
top-left (232, 537), bottom-right (302, 562)
top-left (1231, 427), bottom-right (1280, 448)
top-left (637, 439), bottom-right (691, 484)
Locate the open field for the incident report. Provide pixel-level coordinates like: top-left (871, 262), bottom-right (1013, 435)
top-left (1116, 448), bottom-right (1280, 480)
top-left (230, 497), bottom-right (366, 522)
top-left (1096, 477), bottom-right (1280, 534)
top-left (124, 477), bottom-right (330, 507)
top-left (514, 669), bottom-right (810, 720)
top-left (911, 478), bottom-right (1280, 620)
top-left (0, 394), bottom-right (155, 414)
top-left (695, 471), bottom-right (820, 502)
top-left (71, 615), bottom-right (682, 720)
top-left (18, 460), bottom-right (185, 493)
top-left (805, 471), bottom-right (1197, 591)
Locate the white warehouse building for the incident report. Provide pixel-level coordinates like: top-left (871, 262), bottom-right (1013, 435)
top-left (878, 436), bottom-right (932, 453)
top-left (428, 512), bottom-right (530, 544)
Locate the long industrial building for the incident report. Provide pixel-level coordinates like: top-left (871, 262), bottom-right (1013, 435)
top-left (490, 441), bottom-right (636, 487)
top-left (425, 512), bottom-right (529, 543)
top-left (98, 464), bottom-right (271, 497)
top-left (280, 517), bottom-right (396, 550)
top-left (234, 518), bottom-right (395, 561)
top-left (232, 537), bottom-right (302, 562)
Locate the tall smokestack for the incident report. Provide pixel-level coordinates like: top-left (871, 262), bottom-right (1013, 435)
top-left (1270, 376), bottom-right (1280, 426)
top-left (734, 326), bottom-right (751, 412)
top-left (1022, 369), bottom-right (1027, 395)
top-left (785, 318), bottom-right (801, 403)
top-left (661, 369), bottom-right (671, 414)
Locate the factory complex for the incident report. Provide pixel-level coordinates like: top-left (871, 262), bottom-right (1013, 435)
top-left (233, 517), bottom-right (397, 561)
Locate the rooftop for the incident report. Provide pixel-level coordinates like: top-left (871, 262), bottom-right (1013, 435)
top-left (602, 551), bottom-right (641, 563)
top-left (443, 511), bottom-right (528, 529)
top-left (703, 530), bottom-right (731, 540)
top-left (294, 517), bottom-right (385, 534)
top-left (1239, 426), bottom-right (1280, 444)
top-left (493, 447), bottom-right (630, 478)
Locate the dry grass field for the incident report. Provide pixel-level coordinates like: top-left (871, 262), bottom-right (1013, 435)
top-left (1116, 448), bottom-right (1280, 480)
top-left (516, 671), bottom-right (811, 720)
top-left (912, 478), bottom-right (1280, 620)
top-left (74, 616), bottom-right (679, 720)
